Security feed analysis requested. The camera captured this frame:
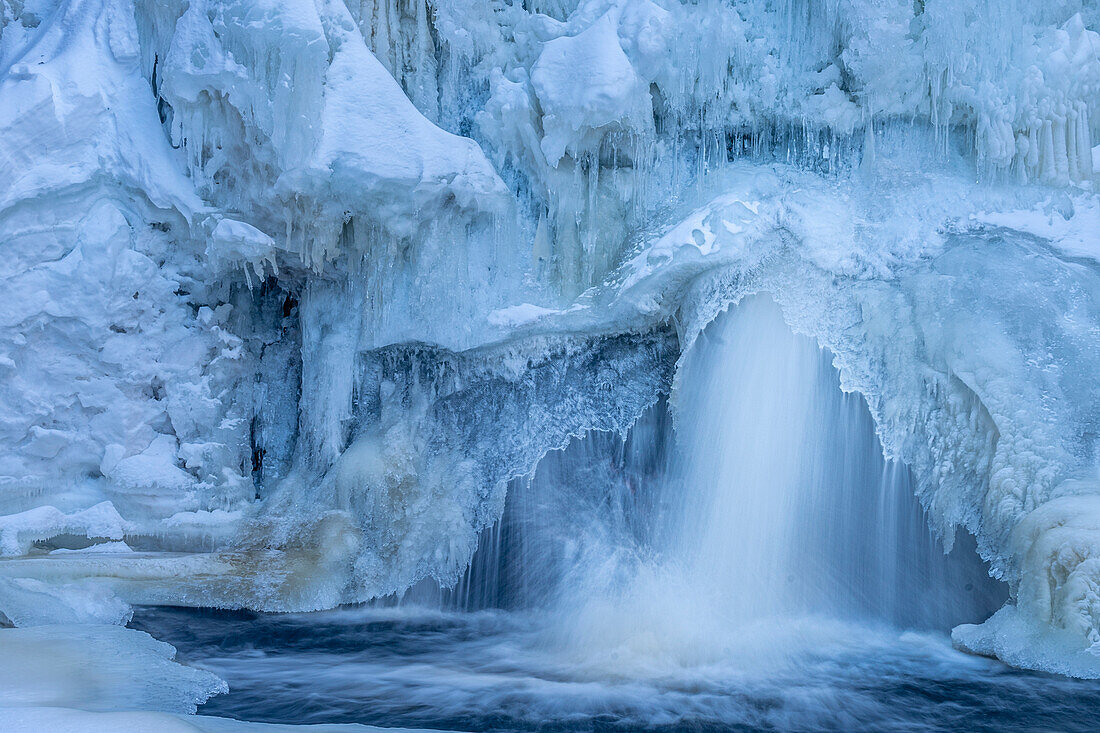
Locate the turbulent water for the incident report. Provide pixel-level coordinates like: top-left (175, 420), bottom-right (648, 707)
top-left (663, 295), bottom-right (987, 629)
top-left (129, 567), bottom-right (1080, 732)
top-left (134, 608), bottom-right (1100, 732)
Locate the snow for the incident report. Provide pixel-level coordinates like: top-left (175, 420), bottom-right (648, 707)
top-left (49, 541), bottom-right (134, 555)
top-left (486, 303), bottom-right (564, 327)
top-left (975, 195), bottom-right (1100, 261)
top-left (208, 218), bottom-right (278, 286)
top-left (0, 708), bottom-right (442, 732)
top-left (2, 0), bottom-right (1100, 692)
top-left (0, 576), bottom-right (133, 626)
top-left (0, 503), bottom-right (131, 557)
top-left (0, 624), bottom-right (225, 712)
top-left (0, 624), bottom-right (439, 730)
top-left (531, 9), bottom-right (652, 165)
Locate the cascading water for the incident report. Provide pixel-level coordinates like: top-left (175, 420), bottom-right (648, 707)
top-left (665, 294), bottom-right (998, 630)
top-left (393, 293), bottom-right (1000, 652)
top-left (671, 293), bottom-right (831, 623)
top-left (396, 295), bottom-right (1002, 644)
top-left (541, 295), bottom-right (1002, 672)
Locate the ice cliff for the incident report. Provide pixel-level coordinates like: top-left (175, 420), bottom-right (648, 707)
top-left (2, 0), bottom-right (1100, 678)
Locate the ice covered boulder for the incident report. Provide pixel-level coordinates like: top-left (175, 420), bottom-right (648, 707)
top-left (0, 503), bottom-right (131, 558)
top-left (0, 577), bottom-right (134, 627)
top-left (954, 490), bottom-right (1100, 677)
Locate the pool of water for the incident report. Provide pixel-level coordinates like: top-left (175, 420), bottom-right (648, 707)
top-left (133, 605), bottom-right (1100, 732)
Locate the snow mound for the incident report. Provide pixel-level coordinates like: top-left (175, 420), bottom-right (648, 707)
top-left (0, 624), bottom-right (225, 713)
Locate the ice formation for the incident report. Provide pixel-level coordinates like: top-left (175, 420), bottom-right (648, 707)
top-left (0, 623), bottom-right (424, 730)
top-left (2, 0), bottom-right (1100, 702)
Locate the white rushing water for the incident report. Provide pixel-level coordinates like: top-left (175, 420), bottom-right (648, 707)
top-left (536, 295), bottom-right (1000, 676)
top-left (377, 294), bottom-right (1001, 684)
top-left (668, 295), bottom-right (996, 627)
top-left (673, 294), bottom-right (861, 623)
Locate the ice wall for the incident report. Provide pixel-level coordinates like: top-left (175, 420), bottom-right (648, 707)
top-left (1, 0), bottom-right (1100, 677)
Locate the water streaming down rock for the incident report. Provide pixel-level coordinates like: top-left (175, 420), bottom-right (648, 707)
top-left (417, 418), bottom-right (670, 613)
top-left (114, 312), bottom-right (1071, 726)
top-left (426, 295), bottom-right (1002, 654)
top-left (114, 292), bottom-right (1023, 729)
top-left (666, 294), bottom-right (1001, 630)
top-left (536, 299), bottom-right (1000, 672)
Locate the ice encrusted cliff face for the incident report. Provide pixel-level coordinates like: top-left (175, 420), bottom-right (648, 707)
top-left (2, 0), bottom-right (1100, 675)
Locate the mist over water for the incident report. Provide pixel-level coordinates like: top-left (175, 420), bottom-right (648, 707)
top-left (138, 295), bottom-right (1036, 730)
top-left (523, 294), bottom-right (1002, 675)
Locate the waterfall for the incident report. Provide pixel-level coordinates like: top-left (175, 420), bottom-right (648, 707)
top-left (667, 294), bottom-right (998, 630)
top-left (413, 294), bottom-right (1001, 666)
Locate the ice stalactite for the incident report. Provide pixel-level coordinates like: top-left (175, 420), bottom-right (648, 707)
top-left (231, 327), bottom-right (679, 610)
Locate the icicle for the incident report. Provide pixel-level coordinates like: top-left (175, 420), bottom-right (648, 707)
top-left (1053, 111), bottom-right (1070, 183)
top-left (1076, 102), bottom-right (1093, 180)
top-left (1067, 105), bottom-right (1080, 181)
top-left (1015, 133), bottom-right (1029, 185)
top-left (859, 116), bottom-right (875, 175)
top-left (1027, 124), bottom-right (1040, 173)
top-left (373, 0), bottom-right (393, 75)
top-left (414, 0), bottom-right (439, 120)
top-left (1041, 119), bottom-right (1057, 183)
top-left (532, 211), bottom-right (551, 275)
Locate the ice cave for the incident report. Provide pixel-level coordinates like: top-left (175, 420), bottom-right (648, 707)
top-left (3, 0), bottom-right (1100, 730)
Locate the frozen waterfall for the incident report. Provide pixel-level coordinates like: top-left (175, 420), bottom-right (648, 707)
top-left (4, 0), bottom-right (1100, 727)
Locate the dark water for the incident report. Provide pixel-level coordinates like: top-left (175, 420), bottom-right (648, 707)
top-left (133, 605), bottom-right (1100, 733)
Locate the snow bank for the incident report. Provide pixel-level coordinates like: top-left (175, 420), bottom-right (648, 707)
top-left (0, 624), bottom-right (225, 713)
top-left (0, 624), bottom-right (438, 730)
top-left (0, 708), bottom-right (441, 732)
